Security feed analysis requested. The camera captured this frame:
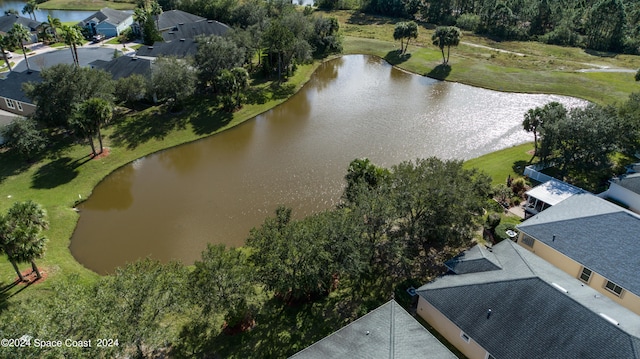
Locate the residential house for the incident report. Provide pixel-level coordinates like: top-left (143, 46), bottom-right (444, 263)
top-left (161, 20), bottom-right (229, 42)
top-left (155, 10), bottom-right (205, 32)
top-left (135, 39), bottom-right (199, 58)
top-left (523, 178), bottom-right (584, 217)
top-left (90, 55), bottom-right (152, 80)
top-left (0, 14), bottom-right (40, 43)
top-left (0, 70), bottom-right (40, 116)
top-left (516, 193), bottom-right (640, 315)
top-left (603, 172), bottom-right (640, 214)
top-left (78, 8), bottom-right (133, 38)
top-left (289, 300), bottom-right (457, 359)
top-left (416, 239), bottom-right (640, 359)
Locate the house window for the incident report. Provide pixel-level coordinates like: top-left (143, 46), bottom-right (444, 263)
top-left (5, 98), bottom-right (15, 109)
top-left (521, 235), bottom-right (535, 248)
top-left (579, 267), bottom-right (592, 283)
top-left (605, 280), bottom-right (624, 297)
top-left (460, 332), bottom-right (470, 343)
top-left (16, 101), bottom-right (23, 111)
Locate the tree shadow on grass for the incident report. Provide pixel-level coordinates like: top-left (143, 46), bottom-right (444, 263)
top-left (110, 105), bottom-right (188, 150)
top-left (0, 281), bottom-right (14, 314)
top-left (31, 156), bottom-right (87, 189)
top-left (0, 150), bottom-right (33, 185)
top-left (189, 106), bottom-right (234, 136)
top-left (584, 49), bottom-right (617, 58)
top-left (426, 64), bottom-right (451, 80)
top-left (271, 82), bottom-right (296, 100)
top-left (384, 50), bottom-right (411, 65)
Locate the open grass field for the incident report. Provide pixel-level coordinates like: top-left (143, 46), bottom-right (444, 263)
top-left (325, 10), bottom-right (640, 104)
top-left (38, 0), bottom-right (135, 10)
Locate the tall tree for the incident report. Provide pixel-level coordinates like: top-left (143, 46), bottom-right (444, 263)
top-left (0, 34), bottom-right (12, 72)
top-left (586, 0), bottom-right (627, 52)
top-left (60, 25), bottom-right (83, 66)
top-left (23, 64), bottom-right (114, 129)
top-left (0, 117), bottom-right (47, 161)
top-left (393, 21), bottom-right (418, 54)
top-left (262, 19), bottom-right (295, 82)
top-left (0, 201), bottom-right (49, 281)
top-left (71, 98), bottom-right (113, 156)
top-left (21, 0), bottom-right (38, 21)
top-left (525, 101), bottom-right (568, 163)
top-left (191, 244), bottom-right (256, 328)
top-left (194, 35), bottom-right (245, 91)
top-left (149, 56), bottom-right (196, 109)
top-left (8, 23), bottom-right (32, 72)
top-left (43, 15), bottom-right (62, 43)
top-left (432, 26), bottom-right (461, 65)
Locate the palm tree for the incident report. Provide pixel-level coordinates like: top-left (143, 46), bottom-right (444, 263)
top-left (60, 25), bottom-right (84, 66)
top-left (133, 7), bottom-right (148, 41)
top-left (72, 98), bottom-right (113, 155)
top-left (21, 0), bottom-right (38, 21)
top-left (0, 201), bottom-right (49, 281)
top-left (0, 34), bottom-right (12, 72)
top-left (43, 15), bottom-right (62, 43)
top-left (431, 26), bottom-right (462, 65)
top-left (8, 23), bottom-right (32, 72)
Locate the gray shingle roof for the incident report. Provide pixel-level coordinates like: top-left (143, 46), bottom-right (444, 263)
top-left (0, 70), bottom-right (41, 104)
top-left (444, 244), bottom-right (502, 274)
top-left (611, 173), bottom-right (640, 195)
top-left (78, 8), bottom-right (132, 27)
top-left (156, 10), bottom-right (205, 31)
top-left (161, 20), bottom-right (229, 42)
top-left (417, 240), bottom-right (640, 359)
top-left (0, 14), bottom-right (41, 33)
top-left (517, 193), bottom-right (640, 295)
top-left (135, 40), bottom-right (198, 58)
top-left (289, 300), bottom-right (457, 359)
top-left (90, 55), bottom-right (152, 80)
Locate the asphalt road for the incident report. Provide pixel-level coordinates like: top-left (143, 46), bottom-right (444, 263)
top-left (12, 47), bottom-right (117, 72)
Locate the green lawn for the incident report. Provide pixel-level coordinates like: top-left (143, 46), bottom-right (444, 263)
top-left (38, 0), bottom-right (135, 10)
top-left (464, 143), bottom-right (534, 185)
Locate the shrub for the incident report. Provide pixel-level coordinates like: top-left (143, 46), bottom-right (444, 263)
top-left (510, 177), bottom-right (527, 196)
top-left (485, 213), bottom-right (501, 232)
top-left (456, 14), bottom-right (480, 32)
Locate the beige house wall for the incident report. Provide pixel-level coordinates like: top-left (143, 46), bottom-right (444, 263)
top-left (517, 233), bottom-right (640, 316)
top-left (417, 296), bottom-right (492, 359)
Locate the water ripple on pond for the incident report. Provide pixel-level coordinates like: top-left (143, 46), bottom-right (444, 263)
top-left (71, 55), bottom-right (588, 274)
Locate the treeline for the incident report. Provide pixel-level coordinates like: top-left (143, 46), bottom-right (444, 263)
top-left (523, 93), bottom-right (640, 191)
top-left (318, 0), bottom-right (640, 54)
top-left (0, 157), bottom-right (492, 358)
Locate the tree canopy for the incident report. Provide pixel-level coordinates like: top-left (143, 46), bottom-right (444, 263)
top-left (432, 26), bottom-right (461, 65)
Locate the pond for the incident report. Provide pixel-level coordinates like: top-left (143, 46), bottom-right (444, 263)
top-left (70, 55), bottom-right (588, 274)
top-left (0, 0), bottom-right (96, 23)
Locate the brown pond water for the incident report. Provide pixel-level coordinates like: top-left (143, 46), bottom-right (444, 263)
top-left (70, 55), bottom-right (587, 274)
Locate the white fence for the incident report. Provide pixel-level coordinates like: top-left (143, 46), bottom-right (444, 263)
top-left (523, 164), bottom-right (554, 183)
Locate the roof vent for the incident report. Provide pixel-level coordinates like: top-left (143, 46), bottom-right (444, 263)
top-left (599, 313), bottom-right (619, 326)
top-left (148, 46), bottom-right (154, 49)
top-left (168, 31), bottom-right (174, 34)
top-left (132, 56), bottom-right (138, 61)
top-left (180, 38), bottom-right (185, 42)
top-left (208, 20), bottom-right (213, 23)
top-left (551, 282), bottom-right (568, 293)
top-left (178, 22), bottom-right (184, 25)
top-left (552, 234), bottom-right (556, 242)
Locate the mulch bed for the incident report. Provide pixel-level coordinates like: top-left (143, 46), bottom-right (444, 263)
top-left (91, 147), bottom-right (111, 160)
top-left (15, 268), bottom-right (48, 285)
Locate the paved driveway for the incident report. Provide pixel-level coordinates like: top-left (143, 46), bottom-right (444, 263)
top-left (13, 47), bottom-right (116, 72)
